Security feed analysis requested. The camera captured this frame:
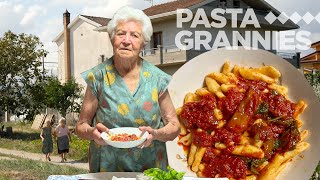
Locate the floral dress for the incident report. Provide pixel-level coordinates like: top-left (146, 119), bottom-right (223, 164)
top-left (81, 56), bottom-right (171, 172)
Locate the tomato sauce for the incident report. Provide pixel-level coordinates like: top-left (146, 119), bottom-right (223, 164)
top-left (193, 131), bottom-right (213, 147)
top-left (212, 128), bottom-right (241, 147)
top-left (180, 94), bottom-right (218, 131)
top-left (110, 133), bottom-right (140, 141)
top-left (202, 154), bottom-right (247, 179)
top-left (225, 89), bottom-right (260, 133)
top-left (218, 90), bottom-right (245, 120)
top-left (179, 77), bottom-right (300, 179)
top-left (266, 93), bottom-right (296, 118)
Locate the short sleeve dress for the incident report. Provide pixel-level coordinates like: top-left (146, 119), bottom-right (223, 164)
top-left (81, 57), bottom-right (171, 172)
top-left (42, 127), bottom-right (53, 154)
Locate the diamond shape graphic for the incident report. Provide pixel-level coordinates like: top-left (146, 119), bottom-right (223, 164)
top-left (290, 12), bottom-right (302, 24)
top-left (302, 12), bottom-right (314, 24)
top-left (278, 12), bottom-right (289, 24)
top-left (315, 13), bottom-right (320, 23)
top-left (265, 12), bottom-right (277, 24)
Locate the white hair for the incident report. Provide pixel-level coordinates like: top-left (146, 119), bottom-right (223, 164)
top-left (58, 117), bottom-right (66, 124)
top-left (107, 6), bottom-right (153, 42)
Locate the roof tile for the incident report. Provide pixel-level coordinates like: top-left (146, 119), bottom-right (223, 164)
top-left (81, 15), bottom-right (110, 26)
top-left (143, 0), bottom-right (206, 16)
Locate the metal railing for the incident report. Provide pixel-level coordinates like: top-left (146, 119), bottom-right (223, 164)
top-left (141, 45), bottom-right (187, 65)
top-left (277, 52), bottom-right (301, 68)
top-left (141, 48), bottom-right (157, 56)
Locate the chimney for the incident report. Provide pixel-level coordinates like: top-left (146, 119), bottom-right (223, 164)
top-left (63, 9), bottom-right (71, 81)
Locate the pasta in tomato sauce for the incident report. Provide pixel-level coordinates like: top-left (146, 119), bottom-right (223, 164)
top-left (177, 62), bottom-right (309, 180)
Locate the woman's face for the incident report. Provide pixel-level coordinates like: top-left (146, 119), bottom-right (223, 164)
top-left (112, 20), bottom-right (144, 65)
top-left (59, 121), bottom-right (65, 126)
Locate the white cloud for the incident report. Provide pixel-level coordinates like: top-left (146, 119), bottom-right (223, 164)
top-left (82, 0), bottom-right (131, 18)
top-left (0, 1), bottom-right (10, 7)
top-left (20, 5), bottom-right (47, 26)
top-left (0, 1), bottom-right (24, 35)
top-left (38, 17), bottom-right (61, 43)
top-left (310, 33), bottom-right (320, 43)
top-left (34, 17), bottom-right (62, 64)
top-left (13, 4), bottom-right (24, 13)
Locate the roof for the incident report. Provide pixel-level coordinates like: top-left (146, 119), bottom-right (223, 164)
top-left (53, 0), bottom-right (299, 42)
top-left (242, 0), bottom-right (278, 11)
top-left (311, 41), bottom-right (320, 48)
top-left (143, 0), bottom-right (206, 16)
top-left (300, 59), bottom-right (320, 63)
top-left (243, 0), bottom-right (298, 29)
top-left (301, 51), bottom-right (320, 61)
top-left (53, 15), bottom-right (110, 42)
top-left (142, 0), bottom-right (298, 29)
top-left (81, 15), bottom-right (110, 26)
top-left (143, 0), bottom-right (283, 17)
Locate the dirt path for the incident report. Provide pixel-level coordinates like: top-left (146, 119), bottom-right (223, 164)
top-left (0, 148), bottom-right (89, 170)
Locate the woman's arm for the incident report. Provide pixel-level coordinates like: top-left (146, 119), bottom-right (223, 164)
top-left (140, 90), bottom-right (180, 147)
top-left (67, 128), bottom-right (72, 142)
top-left (156, 90), bottom-right (181, 141)
top-left (75, 86), bottom-right (108, 145)
top-left (40, 129), bottom-right (44, 141)
top-left (53, 127), bottom-right (58, 141)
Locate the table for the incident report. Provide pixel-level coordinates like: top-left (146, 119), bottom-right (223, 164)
top-left (78, 172), bottom-right (141, 179)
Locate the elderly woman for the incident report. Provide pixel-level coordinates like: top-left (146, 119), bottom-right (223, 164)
top-left (55, 118), bottom-right (71, 162)
top-left (40, 120), bottom-right (53, 161)
top-left (75, 6), bottom-right (180, 172)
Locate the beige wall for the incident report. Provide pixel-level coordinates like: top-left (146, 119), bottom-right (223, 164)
top-left (157, 63), bottom-right (186, 76)
top-left (56, 19), bottom-right (113, 89)
top-left (145, 18), bottom-right (180, 50)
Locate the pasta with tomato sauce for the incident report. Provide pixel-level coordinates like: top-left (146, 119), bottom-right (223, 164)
top-left (110, 133), bottom-right (140, 142)
top-left (177, 62), bottom-right (309, 180)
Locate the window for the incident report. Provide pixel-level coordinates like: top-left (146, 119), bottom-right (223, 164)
top-left (152, 32), bottom-right (163, 48)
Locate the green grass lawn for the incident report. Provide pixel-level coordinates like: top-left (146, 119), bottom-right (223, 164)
top-left (0, 153), bottom-right (88, 180)
top-left (0, 122), bottom-right (89, 162)
top-left (0, 121), bottom-right (319, 179)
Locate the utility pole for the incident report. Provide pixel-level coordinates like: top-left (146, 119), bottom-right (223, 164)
top-left (42, 56), bottom-right (45, 78)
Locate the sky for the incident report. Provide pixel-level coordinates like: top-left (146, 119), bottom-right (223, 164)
top-left (0, 0), bottom-right (319, 75)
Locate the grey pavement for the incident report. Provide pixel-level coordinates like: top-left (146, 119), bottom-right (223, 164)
top-left (0, 148), bottom-right (89, 170)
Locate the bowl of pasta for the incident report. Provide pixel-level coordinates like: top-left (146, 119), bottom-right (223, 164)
top-left (101, 127), bottom-right (149, 148)
top-left (166, 48), bottom-right (320, 180)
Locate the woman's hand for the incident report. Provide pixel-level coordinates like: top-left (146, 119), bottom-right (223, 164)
top-left (138, 126), bottom-right (158, 148)
top-left (89, 123), bottom-right (109, 146)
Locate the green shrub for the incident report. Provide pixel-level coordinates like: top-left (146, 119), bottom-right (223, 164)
top-left (69, 136), bottom-right (90, 162)
top-left (305, 72), bottom-right (320, 98)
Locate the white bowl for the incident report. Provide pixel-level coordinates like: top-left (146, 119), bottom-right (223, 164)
top-left (101, 127), bottom-right (149, 148)
top-left (166, 48), bottom-right (320, 179)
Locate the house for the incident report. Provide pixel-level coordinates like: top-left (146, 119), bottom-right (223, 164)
top-left (53, 0), bottom-right (298, 88)
top-left (300, 41), bottom-right (320, 72)
top-left (53, 11), bottom-right (113, 86)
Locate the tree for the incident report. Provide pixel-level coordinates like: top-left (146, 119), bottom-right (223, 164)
top-left (44, 77), bottom-right (83, 117)
top-left (305, 71), bottom-right (320, 99)
top-left (0, 31), bottom-right (47, 117)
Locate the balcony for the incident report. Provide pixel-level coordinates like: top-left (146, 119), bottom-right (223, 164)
top-left (141, 45), bottom-right (187, 65)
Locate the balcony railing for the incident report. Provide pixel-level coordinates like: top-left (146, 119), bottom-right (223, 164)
top-left (141, 45), bottom-right (187, 65)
